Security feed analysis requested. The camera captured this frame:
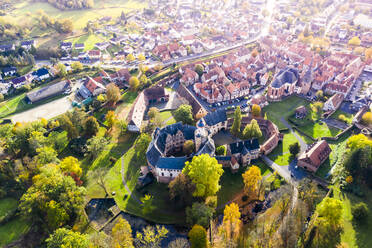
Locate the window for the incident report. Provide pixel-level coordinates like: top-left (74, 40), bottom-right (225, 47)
top-left (170, 173), bottom-right (173, 177)
top-left (161, 173), bottom-right (164, 176)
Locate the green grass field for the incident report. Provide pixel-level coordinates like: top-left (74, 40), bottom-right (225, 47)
top-left (299, 121), bottom-right (341, 139)
top-left (268, 132), bottom-right (298, 166)
top-left (0, 198), bottom-right (18, 218)
top-left (0, 217), bottom-right (31, 247)
top-left (263, 96), bottom-right (310, 129)
top-left (333, 185), bottom-right (372, 248)
top-left (66, 34), bottom-right (104, 51)
top-left (331, 109), bottom-right (354, 125)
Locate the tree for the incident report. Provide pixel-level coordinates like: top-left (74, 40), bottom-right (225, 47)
top-left (311, 101), bottom-right (323, 119)
top-left (362, 112), bottom-right (372, 126)
top-left (316, 90), bottom-right (324, 99)
top-left (56, 63), bottom-right (67, 77)
top-left (138, 53), bottom-right (146, 61)
top-left (135, 225), bottom-right (168, 248)
top-left (188, 225), bottom-right (207, 248)
top-left (60, 114), bottom-right (78, 140)
top-left (106, 83), bottom-right (121, 106)
top-left (0, 93), bottom-right (4, 102)
top-left (35, 146), bottom-right (59, 165)
top-left (183, 154), bottom-right (224, 198)
top-left (186, 202), bottom-right (214, 228)
top-left (218, 203), bottom-right (242, 244)
top-left (230, 106), bottom-right (242, 137)
top-left (169, 174), bottom-right (195, 208)
top-left (242, 165), bottom-right (262, 200)
top-left (106, 111), bottom-right (117, 130)
top-left (352, 202), bottom-right (369, 223)
top-left (97, 94), bottom-right (106, 103)
top-left (141, 194), bottom-right (154, 215)
top-left (126, 53), bottom-right (135, 62)
top-left (71, 61), bottom-right (83, 72)
top-left (313, 197), bottom-right (343, 248)
top-left (365, 47), bottom-right (372, 60)
top-left (251, 104), bottom-right (261, 117)
top-left (216, 145), bottom-right (226, 156)
top-left (129, 76), bottom-right (140, 91)
top-left (59, 156), bottom-right (82, 177)
top-left (86, 136), bottom-right (109, 160)
top-left (148, 107), bottom-right (160, 119)
top-left (242, 119), bottom-right (262, 140)
top-left (83, 116), bottom-right (100, 138)
top-left (46, 228), bottom-right (89, 248)
top-left (134, 133), bottom-right (151, 160)
top-left (118, 120), bottom-right (128, 135)
top-left (289, 142), bottom-right (300, 157)
top-left (92, 168), bottom-right (109, 197)
top-left (194, 64), bottom-right (204, 77)
top-left (111, 217), bottom-right (134, 248)
top-left (89, 231), bottom-right (112, 248)
top-left (20, 165), bottom-right (86, 231)
top-left (183, 140), bottom-right (195, 155)
top-left (173, 104), bottom-right (194, 125)
top-left (348, 36), bottom-right (361, 46)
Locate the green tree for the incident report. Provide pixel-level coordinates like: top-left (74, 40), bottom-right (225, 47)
top-left (231, 106), bottom-right (242, 137)
top-left (46, 228), bottom-right (89, 248)
top-left (71, 61), bottom-right (83, 72)
top-left (20, 165), bottom-right (86, 231)
top-left (135, 225), bottom-right (168, 248)
top-left (194, 64), bottom-right (204, 77)
top-left (183, 140), bottom-right (195, 155)
top-left (118, 120), bottom-right (128, 135)
top-left (129, 76), bottom-right (140, 91)
top-left (251, 104), bottom-right (261, 117)
top-left (173, 104), bottom-right (194, 125)
top-left (242, 119), bottom-right (262, 140)
top-left (126, 53), bottom-right (135, 62)
top-left (141, 194), bottom-right (154, 215)
top-left (289, 142), bottom-right (300, 157)
top-left (59, 156), bottom-right (82, 177)
top-left (215, 145), bottom-right (226, 156)
top-left (352, 202), bottom-right (369, 223)
top-left (86, 136), bottom-right (109, 160)
top-left (60, 114), bottom-right (79, 140)
top-left (169, 173), bottom-right (195, 208)
top-left (188, 225), bottom-right (207, 248)
top-left (106, 111), bottom-right (118, 130)
top-left (0, 93), bottom-right (4, 102)
top-left (106, 83), bottom-right (121, 106)
top-left (148, 107), bottom-right (160, 119)
top-left (186, 202), bottom-right (214, 229)
top-left (56, 63), bottom-right (67, 77)
top-left (183, 154), bottom-right (224, 198)
top-left (83, 116), bottom-right (100, 138)
top-left (35, 146), bottom-right (59, 165)
top-left (111, 217), bottom-right (134, 248)
top-left (134, 132), bottom-right (151, 156)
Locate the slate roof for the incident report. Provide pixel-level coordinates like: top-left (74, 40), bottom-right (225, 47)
top-left (2, 67), bottom-right (16, 73)
top-left (203, 109), bottom-right (227, 126)
top-left (156, 157), bottom-right (188, 170)
top-left (32, 68), bottom-right (49, 77)
top-left (26, 80), bottom-right (71, 103)
top-left (229, 138), bottom-right (259, 154)
top-left (146, 144), bottom-right (162, 167)
top-left (215, 156), bottom-right (232, 161)
top-left (21, 40), bottom-right (34, 46)
top-left (11, 76), bottom-right (26, 85)
top-left (195, 139), bottom-right (215, 156)
top-left (271, 67), bottom-right (299, 88)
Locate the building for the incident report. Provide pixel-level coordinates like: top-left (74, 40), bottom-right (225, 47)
top-left (180, 68), bottom-right (199, 86)
top-left (228, 139), bottom-right (260, 165)
top-left (26, 80), bottom-right (71, 104)
top-left (11, 76), bottom-right (29, 89)
top-left (146, 122), bottom-right (215, 183)
top-left (21, 40), bottom-right (35, 50)
top-left (60, 42), bottom-right (72, 51)
top-left (74, 43), bottom-right (85, 51)
top-left (2, 67), bottom-right (17, 77)
top-left (78, 76), bottom-right (106, 99)
top-left (295, 106), bottom-right (308, 119)
top-left (177, 84), bottom-right (207, 119)
top-left (197, 109), bottom-right (228, 136)
top-left (127, 87), bottom-right (170, 132)
top-left (0, 44), bottom-right (15, 52)
top-left (267, 67), bottom-right (299, 101)
top-left (323, 93), bottom-right (344, 112)
top-left (31, 68), bottom-right (50, 82)
top-left (298, 140), bottom-right (331, 172)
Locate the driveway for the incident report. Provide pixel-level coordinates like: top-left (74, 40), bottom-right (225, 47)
top-left (11, 96), bottom-right (73, 123)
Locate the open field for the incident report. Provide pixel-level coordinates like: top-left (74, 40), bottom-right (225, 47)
top-left (263, 96), bottom-right (310, 129)
top-left (0, 198), bottom-right (17, 218)
top-left (333, 185), bottom-right (372, 248)
top-left (0, 217), bottom-right (31, 247)
top-left (65, 34), bottom-right (105, 51)
top-left (268, 132), bottom-right (298, 166)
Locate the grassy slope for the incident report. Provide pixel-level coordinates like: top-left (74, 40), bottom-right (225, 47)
top-left (0, 217), bottom-right (31, 247)
top-left (268, 132), bottom-right (298, 166)
top-left (0, 198), bottom-right (17, 218)
top-left (65, 34), bottom-right (104, 51)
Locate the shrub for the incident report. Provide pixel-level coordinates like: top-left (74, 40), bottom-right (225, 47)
top-left (109, 156), bottom-right (117, 164)
top-left (352, 202), bottom-right (369, 223)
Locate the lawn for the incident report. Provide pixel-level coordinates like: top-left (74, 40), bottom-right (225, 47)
top-left (159, 110), bottom-right (176, 125)
top-left (0, 217), bottom-right (31, 247)
top-left (66, 34), bottom-right (104, 51)
top-left (0, 198), bottom-right (18, 218)
top-left (299, 121), bottom-right (341, 139)
top-left (333, 185), bottom-right (372, 248)
top-left (268, 132), bottom-right (298, 166)
top-left (331, 109), bottom-right (354, 125)
top-left (263, 96), bottom-right (310, 129)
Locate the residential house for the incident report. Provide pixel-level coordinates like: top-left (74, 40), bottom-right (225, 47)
top-left (180, 68), bottom-right (199, 86)
top-left (60, 42), bottom-right (72, 51)
top-left (298, 140), bottom-right (331, 173)
top-left (177, 84), bottom-right (207, 119)
top-left (323, 93), bottom-right (344, 112)
top-left (2, 67), bottom-right (17, 77)
top-left (32, 68), bottom-right (50, 82)
top-left (88, 50), bottom-right (101, 60)
top-left (21, 40), bottom-right (35, 50)
top-left (0, 44), bottom-right (15, 52)
top-left (78, 76), bottom-right (106, 99)
top-left (74, 43), bottom-right (85, 51)
top-left (11, 76), bottom-right (29, 89)
top-left (95, 42), bottom-right (110, 50)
